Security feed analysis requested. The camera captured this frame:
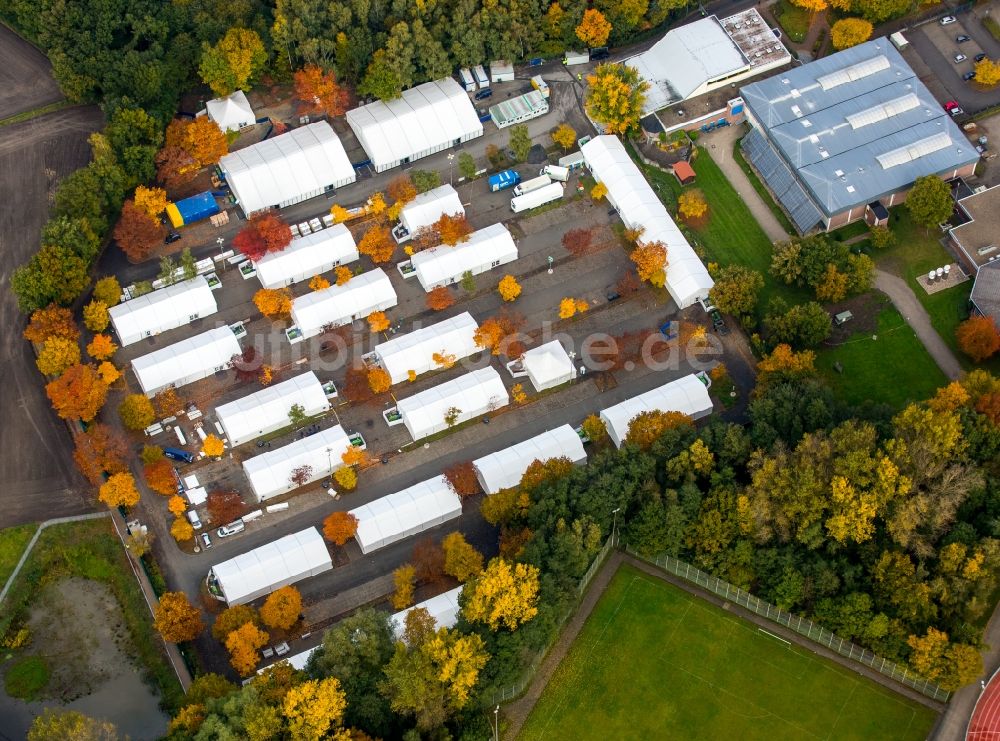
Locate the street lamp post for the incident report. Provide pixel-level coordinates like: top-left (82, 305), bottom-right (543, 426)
top-left (216, 237), bottom-right (226, 270)
top-left (494, 705), bottom-right (499, 741)
top-left (448, 153), bottom-right (456, 185)
top-left (611, 507), bottom-right (621, 546)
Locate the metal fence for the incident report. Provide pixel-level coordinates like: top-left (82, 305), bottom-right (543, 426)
top-left (628, 547), bottom-right (951, 703)
top-left (488, 534), bottom-right (615, 705)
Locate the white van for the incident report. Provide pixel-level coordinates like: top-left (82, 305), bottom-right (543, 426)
top-left (186, 509), bottom-right (203, 530)
top-left (540, 165), bottom-right (570, 182)
top-left (473, 64), bottom-right (489, 89)
top-left (217, 520), bottom-right (245, 538)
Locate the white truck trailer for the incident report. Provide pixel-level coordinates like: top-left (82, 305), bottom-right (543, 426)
top-left (510, 181), bottom-right (563, 212)
top-left (513, 174), bottom-right (551, 197)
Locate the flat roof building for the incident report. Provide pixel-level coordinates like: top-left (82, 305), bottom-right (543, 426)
top-left (254, 225), bottom-right (359, 289)
top-left (970, 262), bottom-right (1000, 324)
top-left (109, 276), bottom-right (218, 346)
top-left (131, 326), bottom-right (240, 397)
top-left (740, 39), bottom-right (979, 233)
top-left (490, 90), bottom-right (549, 129)
top-left (215, 371), bottom-right (331, 448)
top-left (949, 184), bottom-right (1000, 272)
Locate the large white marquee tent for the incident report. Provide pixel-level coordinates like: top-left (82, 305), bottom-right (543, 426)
top-left (473, 425), bottom-right (586, 494)
top-left (132, 326), bottom-right (240, 397)
top-left (242, 425), bottom-right (352, 501)
top-left (410, 223), bottom-right (518, 291)
top-left (398, 184), bottom-right (465, 236)
top-left (582, 136), bottom-right (714, 309)
top-left (219, 121), bottom-right (356, 216)
top-left (373, 312), bottom-right (480, 385)
top-left (600, 374), bottom-right (713, 448)
top-left (390, 586), bottom-right (464, 637)
top-left (254, 225), bottom-right (359, 289)
top-left (205, 90), bottom-right (255, 132)
top-left (396, 367), bottom-right (509, 441)
top-left (110, 276), bottom-right (218, 346)
top-left (208, 527), bottom-right (332, 605)
top-left (215, 371), bottom-right (331, 447)
top-left (346, 78), bottom-right (483, 172)
top-left (350, 475), bottom-right (462, 554)
top-left (290, 269), bottom-right (398, 339)
top-left (520, 341), bottom-right (577, 392)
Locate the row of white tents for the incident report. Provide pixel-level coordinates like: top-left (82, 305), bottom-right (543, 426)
top-left (216, 371), bottom-right (331, 447)
top-left (243, 425), bottom-right (355, 501)
top-left (396, 367), bottom-right (509, 441)
top-left (372, 311), bottom-right (480, 385)
top-left (254, 225), bottom-right (359, 289)
top-left (110, 276), bottom-right (218, 347)
top-left (410, 223), bottom-right (518, 291)
top-left (290, 269), bottom-right (398, 339)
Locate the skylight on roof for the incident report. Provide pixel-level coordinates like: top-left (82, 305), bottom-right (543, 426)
top-left (816, 54), bottom-right (890, 91)
top-left (876, 131), bottom-right (951, 169)
top-left (845, 93), bottom-right (920, 129)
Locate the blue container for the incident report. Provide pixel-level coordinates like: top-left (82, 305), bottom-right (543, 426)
top-left (167, 191), bottom-right (220, 227)
top-left (488, 169), bottom-right (521, 192)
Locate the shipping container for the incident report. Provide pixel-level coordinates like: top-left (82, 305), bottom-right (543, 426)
top-left (564, 50), bottom-right (590, 66)
top-left (166, 191), bottom-right (221, 228)
top-left (458, 68), bottom-right (476, 92)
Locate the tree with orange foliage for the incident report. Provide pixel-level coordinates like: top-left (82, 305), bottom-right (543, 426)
top-left (24, 304), bottom-right (79, 344)
top-left (474, 310), bottom-right (525, 356)
top-left (342, 367), bottom-right (375, 404)
top-left (562, 227), bottom-right (593, 257)
top-left (334, 266), bottom-right (352, 285)
top-left (97, 361), bottom-right (120, 386)
top-left (497, 275), bottom-right (521, 302)
top-left (426, 286), bottom-right (455, 311)
top-left (261, 585), bottom-right (302, 631)
top-left (202, 434), bottom-right (225, 458)
top-left (558, 298), bottom-right (578, 320)
top-left (144, 458), bottom-right (179, 496)
top-left (134, 186), bottom-right (169, 220)
top-left (153, 387), bottom-right (182, 418)
top-left (368, 311), bottom-right (390, 333)
top-left (46, 364), bottom-right (108, 422)
top-left (323, 511), bottom-right (359, 545)
top-left (168, 495), bottom-right (188, 517)
top-left (576, 7), bottom-right (612, 47)
top-left (432, 351), bottom-right (456, 368)
top-left (367, 367), bottom-right (391, 394)
top-left (412, 538), bottom-right (446, 583)
top-left (519, 457), bottom-right (576, 490)
top-left (114, 200), bottom-right (166, 262)
top-left (226, 622), bottom-right (269, 676)
top-left (624, 410), bottom-right (693, 450)
top-left (99, 472), bottom-right (141, 509)
top-left (165, 117), bottom-right (228, 169)
top-left (254, 288), bottom-right (293, 319)
top-left (444, 461), bottom-right (480, 498)
top-left (756, 343), bottom-right (817, 390)
top-left (294, 64), bottom-right (351, 118)
top-left (154, 592), bottom-right (204, 643)
top-left (511, 383), bottom-right (527, 404)
top-left (155, 146), bottom-right (198, 190)
top-left (73, 423), bottom-right (129, 486)
top-left (358, 226), bottom-right (395, 263)
top-left (207, 491), bottom-right (244, 524)
top-left (309, 275), bottom-right (330, 291)
top-left (630, 241), bottom-right (667, 286)
top-left (591, 182), bottom-right (608, 201)
top-left (956, 315), bottom-right (1000, 362)
top-left (341, 446), bottom-right (370, 468)
top-left (388, 175), bottom-right (418, 208)
top-left (86, 334), bottom-right (117, 361)
top-left (435, 213), bottom-right (473, 246)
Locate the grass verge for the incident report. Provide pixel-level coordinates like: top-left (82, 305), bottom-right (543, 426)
top-left (4, 656), bottom-right (49, 700)
top-left (0, 99), bottom-right (74, 127)
top-left (0, 523), bottom-right (38, 587)
top-left (519, 563), bottom-right (937, 740)
top-left (0, 518), bottom-right (184, 712)
top-left (732, 139), bottom-right (797, 235)
top-left (776, 0), bottom-right (812, 42)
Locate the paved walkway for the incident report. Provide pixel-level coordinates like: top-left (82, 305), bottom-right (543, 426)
top-left (702, 125), bottom-right (790, 243)
top-left (874, 269), bottom-right (963, 381)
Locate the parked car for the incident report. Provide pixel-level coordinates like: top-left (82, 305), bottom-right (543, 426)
top-left (165, 231), bottom-right (182, 244)
top-left (957, 34), bottom-right (971, 42)
top-left (474, 88), bottom-right (493, 100)
top-left (605, 289), bottom-right (621, 302)
top-left (955, 54), bottom-right (968, 63)
top-left (200, 533), bottom-right (212, 549)
top-left (710, 310), bottom-right (728, 335)
top-left (940, 15), bottom-right (957, 25)
top-left (964, 71), bottom-right (977, 81)
top-left (976, 53), bottom-right (988, 62)
top-left (944, 100), bottom-right (960, 112)
top-left (186, 509), bottom-right (202, 530)
top-left (217, 520), bottom-right (246, 538)
top-left (590, 46), bottom-right (610, 60)
top-left (950, 105), bottom-right (965, 116)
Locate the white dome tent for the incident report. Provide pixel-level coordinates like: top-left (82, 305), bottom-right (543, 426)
top-left (581, 135), bottom-right (714, 309)
top-left (394, 367), bottom-right (509, 441)
top-left (599, 373), bottom-right (714, 448)
top-left (215, 371), bottom-right (331, 448)
top-left (109, 276), bottom-right (218, 346)
top-left (131, 326), bottom-right (241, 397)
top-left (390, 586), bottom-right (464, 637)
top-left (519, 340), bottom-right (577, 392)
top-left (410, 223), bottom-right (518, 291)
top-left (350, 475), bottom-right (463, 554)
top-left (472, 425), bottom-right (586, 494)
top-left (372, 312), bottom-right (480, 385)
top-left (205, 90), bottom-right (255, 132)
top-left (254, 225), bottom-right (359, 289)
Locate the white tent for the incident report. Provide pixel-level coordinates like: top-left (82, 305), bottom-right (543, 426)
top-left (132, 326), bottom-right (241, 397)
top-left (346, 78), bottom-right (484, 172)
top-left (473, 425), bottom-right (586, 494)
top-left (207, 527), bottom-right (332, 605)
top-left (600, 374), bottom-right (713, 448)
top-left (582, 136), bottom-right (714, 309)
top-left (259, 646), bottom-right (319, 674)
top-left (291, 269), bottom-right (398, 339)
top-left (399, 184), bottom-right (465, 236)
top-left (373, 312), bottom-right (480, 385)
top-left (206, 90), bottom-right (255, 132)
top-left (521, 341), bottom-right (577, 392)
top-left (220, 121), bottom-right (356, 216)
top-left (254, 225), bottom-right (359, 289)
top-left (350, 475), bottom-right (462, 554)
top-left (410, 223), bottom-right (518, 291)
top-left (242, 425), bottom-right (353, 501)
top-left (396, 367), bottom-right (509, 441)
top-left (185, 486), bottom-right (207, 506)
top-left (216, 371), bottom-right (331, 447)
top-left (109, 276), bottom-right (218, 346)
top-left (390, 586), bottom-right (464, 637)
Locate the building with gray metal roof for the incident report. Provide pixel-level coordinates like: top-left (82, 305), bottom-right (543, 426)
top-left (740, 39), bottom-right (979, 233)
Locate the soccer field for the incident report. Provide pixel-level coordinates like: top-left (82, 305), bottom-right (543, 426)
top-left (519, 564), bottom-right (938, 740)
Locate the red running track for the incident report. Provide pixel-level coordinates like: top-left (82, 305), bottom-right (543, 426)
top-left (969, 670), bottom-right (1000, 741)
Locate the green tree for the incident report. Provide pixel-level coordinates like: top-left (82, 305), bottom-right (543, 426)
top-left (11, 244), bottom-right (90, 313)
top-left (457, 152), bottom-right (477, 180)
top-left (508, 124), bottom-right (532, 163)
top-left (708, 265), bottom-right (764, 319)
top-left (199, 28), bottom-right (268, 97)
top-left (28, 709), bottom-right (119, 741)
top-left (411, 170), bottom-right (441, 193)
top-left (906, 176), bottom-right (952, 230)
top-left (359, 50), bottom-right (403, 101)
top-left (180, 247), bottom-right (198, 280)
top-left (459, 270), bottom-right (476, 293)
top-left (764, 300), bottom-right (832, 349)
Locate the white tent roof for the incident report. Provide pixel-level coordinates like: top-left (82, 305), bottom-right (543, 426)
top-left (216, 371), bottom-right (331, 447)
top-left (600, 374), bottom-right (713, 447)
top-left (473, 425), bottom-right (586, 494)
top-left (374, 312), bottom-right (480, 385)
top-left (254, 225), bottom-right (359, 289)
top-left (209, 527), bottom-right (332, 605)
top-left (109, 276), bottom-right (218, 345)
top-left (185, 486), bottom-right (207, 506)
top-left (242, 425), bottom-right (352, 500)
top-left (346, 78), bottom-right (483, 170)
top-left (206, 90), bottom-right (255, 132)
top-left (582, 136), bottom-right (713, 309)
top-left (350, 475), bottom-right (462, 554)
top-left (390, 586), bottom-right (463, 637)
top-left (131, 326), bottom-right (241, 396)
top-left (399, 184), bottom-right (465, 234)
top-left (219, 121), bottom-right (355, 214)
top-left (410, 223), bottom-right (518, 290)
top-left (396, 367), bottom-right (509, 441)
top-left (291, 269), bottom-right (397, 336)
top-left (521, 341), bottom-right (576, 390)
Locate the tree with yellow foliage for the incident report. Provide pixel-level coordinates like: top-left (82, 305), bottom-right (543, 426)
top-left (134, 186), bottom-right (169, 219)
top-left (330, 204), bottom-right (352, 224)
top-left (511, 383), bottom-right (527, 404)
top-left (97, 361), bottom-right (121, 386)
top-left (575, 7), bottom-right (612, 48)
top-left (558, 297), bottom-right (578, 320)
top-left (171, 516), bottom-right (194, 543)
top-left (367, 366), bottom-right (391, 394)
top-left (815, 263), bottom-right (849, 302)
top-left (308, 275), bottom-right (330, 291)
top-left (334, 466), bottom-right (357, 491)
top-left (92, 276), bottom-right (122, 307)
top-left (756, 343), bottom-right (817, 390)
top-left (154, 592), bottom-right (204, 643)
top-left (168, 495), bottom-right (188, 517)
top-left (334, 266), bottom-right (352, 285)
top-left (260, 585), bottom-right (302, 631)
top-left (253, 288), bottom-right (293, 319)
top-left (36, 336), bottom-right (81, 376)
top-left (367, 311), bottom-right (390, 333)
top-left (590, 182), bottom-right (608, 201)
top-left (906, 627), bottom-right (982, 690)
top-left (392, 564), bottom-right (416, 609)
top-left (225, 621), bottom-right (270, 676)
top-left (86, 334), bottom-right (117, 361)
top-left (201, 434), bottom-right (225, 458)
top-left (464, 558), bottom-right (540, 630)
top-left (83, 300), bottom-right (110, 332)
top-left (790, 0), bottom-right (827, 12)
top-left (830, 17), bottom-right (873, 49)
top-left (551, 123), bottom-right (577, 152)
top-left (99, 472), bottom-right (140, 509)
top-left (432, 351), bottom-right (456, 368)
top-left (442, 532), bottom-right (484, 582)
top-left (678, 189), bottom-right (709, 222)
top-left (119, 393), bottom-right (156, 431)
top-left (581, 413), bottom-right (608, 444)
top-left (624, 410), bottom-right (693, 450)
top-left (199, 27), bottom-right (267, 97)
top-left (974, 57), bottom-right (1000, 87)
top-left (630, 241), bottom-right (667, 286)
top-left (367, 192), bottom-right (387, 217)
top-left (282, 677), bottom-right (348, 741)
top-left (585, 64), bottom-right (649, 136)
top-left (497, 275), bottom-right (521, 302)
top-left (358, 225), bottom-right (395, 263)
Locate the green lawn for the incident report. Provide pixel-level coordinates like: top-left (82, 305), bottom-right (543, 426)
top-left (520, 564), bottom-right (936, 740)
top-left (732, 138), bottom-right (797, 236)
top-left (0, 524), bottom-right (37, 587)
top-left (816, 300), bottom-right (948, 408)
top-left (776, 0), bottom-right (812, 42)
